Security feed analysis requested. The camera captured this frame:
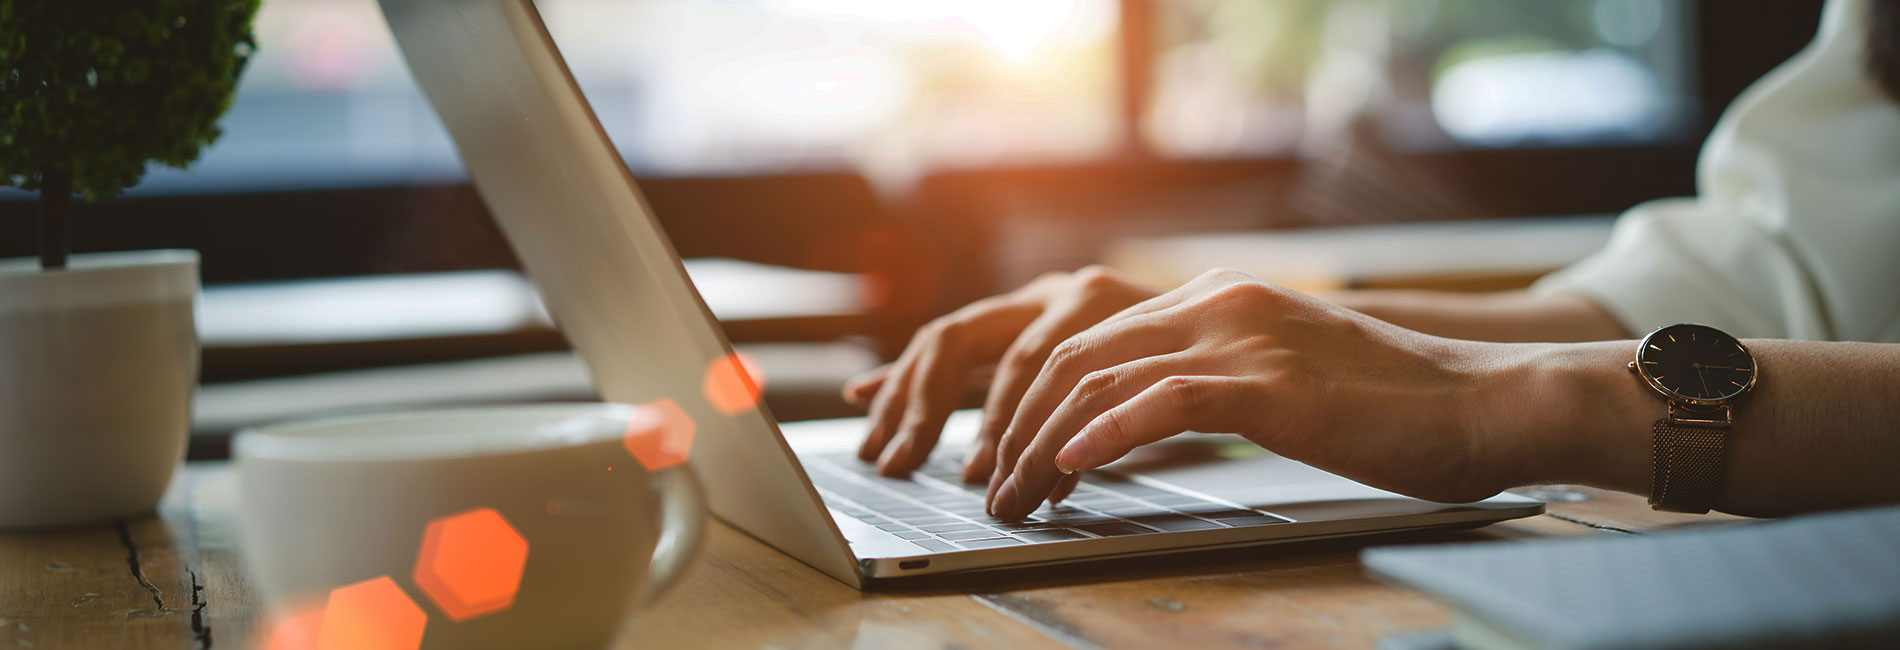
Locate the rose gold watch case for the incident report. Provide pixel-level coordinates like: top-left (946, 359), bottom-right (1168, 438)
top-left (1626, 323), bottom-right (1759, 408)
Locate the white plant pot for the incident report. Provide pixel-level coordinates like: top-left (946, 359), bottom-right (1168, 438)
top-left (0, 250), bottom-right (199, 529)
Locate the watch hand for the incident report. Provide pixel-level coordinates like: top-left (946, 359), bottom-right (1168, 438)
top-left (1696, 364), bottom-right (1749, 372)
top-left (1697, 365), bottom-right (1711, 397)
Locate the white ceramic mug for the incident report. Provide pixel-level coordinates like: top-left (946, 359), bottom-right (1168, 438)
top-left (234, 403), bottom-right (705, 650)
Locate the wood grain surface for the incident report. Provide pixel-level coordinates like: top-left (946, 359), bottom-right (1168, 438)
top-left (0, 465), bottom-right (1736, 650)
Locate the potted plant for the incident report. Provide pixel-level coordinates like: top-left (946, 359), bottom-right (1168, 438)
top-left (0, 0), bottom-right (259, 528)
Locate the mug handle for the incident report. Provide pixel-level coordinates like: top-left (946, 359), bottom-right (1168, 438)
top-left (636, 464), bottom-right (707, 606)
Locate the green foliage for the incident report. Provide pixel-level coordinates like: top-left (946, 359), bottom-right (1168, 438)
top-left (0, 0), bottom-right (259, 200)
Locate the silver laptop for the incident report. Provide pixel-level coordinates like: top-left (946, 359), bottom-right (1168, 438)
top-left (378, 0), bottom-right (1543, 588)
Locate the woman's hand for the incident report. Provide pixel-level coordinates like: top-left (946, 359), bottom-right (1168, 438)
top-left (982, 269), bottom-right (1519, 521)
top-left (848, 266), bottom-right (1158, 481)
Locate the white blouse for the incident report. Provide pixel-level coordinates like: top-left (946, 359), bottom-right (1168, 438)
top-left (1534, 0), bottom-right (1900, 343)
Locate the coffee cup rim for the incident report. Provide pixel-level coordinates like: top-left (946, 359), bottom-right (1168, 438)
top-left (233, 403), bottom-right (638, 463)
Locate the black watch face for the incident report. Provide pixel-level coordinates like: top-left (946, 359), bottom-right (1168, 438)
top-left (1637, 324), bottom-right (1756, 403)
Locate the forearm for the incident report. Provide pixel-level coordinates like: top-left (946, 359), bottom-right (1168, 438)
top-left (1483, 339), bottom-right (1900, 517)
top-left (1329, 289), bottom-right (1628, 343)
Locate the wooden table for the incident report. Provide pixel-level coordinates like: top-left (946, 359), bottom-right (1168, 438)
top-left (0, 464), bottom-right (1742, 649)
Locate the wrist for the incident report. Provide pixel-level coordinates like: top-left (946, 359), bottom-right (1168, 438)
top-left (1464, 341), bottom-right (1654, 494)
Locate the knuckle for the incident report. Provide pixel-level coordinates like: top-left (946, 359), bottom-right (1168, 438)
top-left (1047, 337), bottom-right (1089, 371)
top-left (1158, 375), bottom-right (1206, 406)
top-left (1092, 409), bottom-right (1131, 444)
top-left (932, 317), bottom-right (968, 345)
top-left (1073, 265), bottom-right (1118, 290)
top-left (995, 421), bottom-right (1028, 449)
top-left (1196, 267), bottom-right (1248, 284)
top-left (1076, 369), bottom-right (1120, 397)
top-left (1210, 279), bottom-right (1280, 310)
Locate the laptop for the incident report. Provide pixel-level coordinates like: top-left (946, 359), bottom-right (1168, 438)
top-left (377, 0), bottom-right (1543, 588)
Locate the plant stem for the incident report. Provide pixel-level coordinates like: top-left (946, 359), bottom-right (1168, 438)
top-left (38, 169), bottom-right (72, 271)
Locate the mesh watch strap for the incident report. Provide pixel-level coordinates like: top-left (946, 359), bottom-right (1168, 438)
top-left (1649, 420), bottom-right (1728, 514)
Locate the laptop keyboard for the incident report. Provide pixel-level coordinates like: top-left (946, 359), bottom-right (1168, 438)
top-left (806, 452), bottom-right (1289, 554)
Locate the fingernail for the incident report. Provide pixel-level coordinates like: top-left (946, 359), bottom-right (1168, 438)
top-left (990, 475), bottom-right (1020, 519)
top-left (1055, 436), bottom-right (1091, 474)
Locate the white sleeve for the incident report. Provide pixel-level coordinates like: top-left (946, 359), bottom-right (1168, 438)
top-left (1533, 0), bottom-right (1900, 342)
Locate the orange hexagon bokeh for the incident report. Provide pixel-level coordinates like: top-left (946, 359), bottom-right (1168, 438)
top-left (702, 352), bottom-right (765, 415)
top-left (412, 507), bottom-right (530, 622)
top-left (257, 602), bottom-right (325, 650)
top-left (316, 576), bottom-right (427, 650)
top-left (623, 398), bottom-right (696, 472)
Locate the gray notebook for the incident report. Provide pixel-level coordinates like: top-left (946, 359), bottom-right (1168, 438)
top-left (1363, 506), bottom-right (1900, 650)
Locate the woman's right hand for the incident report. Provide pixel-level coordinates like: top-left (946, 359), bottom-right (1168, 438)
top-left (848, 266), bottom-right (1159, 481)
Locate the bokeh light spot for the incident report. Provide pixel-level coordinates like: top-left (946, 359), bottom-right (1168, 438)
top-left (623, 398), bottom-right (696, 472)
top-left (317, 576), bottom-right (426, 650)
top-left (412, 507), bottom-right (530, 622)
top-left (257, 603), bottom-right (325, 650)
top-left (703, 352), bottom-right (765, 415)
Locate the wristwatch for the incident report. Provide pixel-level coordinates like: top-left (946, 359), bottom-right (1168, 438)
top-left (1628, 323), bottom-right (1757, 514)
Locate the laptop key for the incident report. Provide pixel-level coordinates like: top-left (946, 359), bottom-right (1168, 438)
top-left (956, 537), bottom-right (1026, 549)
top-left (992, 521), bottom-right (1056, 532)
top-left (1077, 521), bottom-right (1157, 537)
top-left (938, 529), bottom-right (1004, 541)
top-left (1101, 504), bottom-right (1171, 517)
top-left (875, 523), bottom-right (914, 533)
top-left (910, 539), bottom-right (956, 553)
top-left (1016, 529), bottom-right (1088, 543)
top-left (1124, 514), bottom-right (1221, 531)
top-left (1144, 494), bottom-right (1212, 507)
top-left (919, 523), bottom-right (982, 534)
top-left (1182, 509), bottom-right (1261, 519)
top-left (1212, 514), bottom-right (1290, 527)
top-left (893, 530), bottom-right (932, 540)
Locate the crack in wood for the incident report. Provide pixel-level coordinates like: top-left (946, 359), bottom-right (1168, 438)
top-left (189, 569), bottom-right (212, 650)
top-left (113, 519), bottom-right (165, 612)
top-left (1544, 512), bottom-right (1640, 535)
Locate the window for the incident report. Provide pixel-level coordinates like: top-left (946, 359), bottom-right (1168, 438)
top-left (129, 0), bottom-right (1120, 195)
top-left (1145, 0), bottom-right (1695, 156)
top-left (113, 0), bottom-right (1693, 196)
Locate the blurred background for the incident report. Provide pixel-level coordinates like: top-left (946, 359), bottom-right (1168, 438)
top-left (0, 0), bottom-right (1826, 455)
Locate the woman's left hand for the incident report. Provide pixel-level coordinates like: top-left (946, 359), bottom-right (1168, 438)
top-left (983, 269), bottom-right (1521, 521)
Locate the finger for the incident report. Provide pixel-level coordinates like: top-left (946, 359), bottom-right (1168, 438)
top-left (878, 327), bottom-right (973, 476)
top-left (842, 365), bottom-right (891, 408)
top-left (880, 300), bottom-right (1042, 476)
top-left (1047, 473), bottom-right (1081, 506)
top-left (1056, 375), bottom-right (1261, 474)
top-left (967, 302), bottom-right (1096, 481)
top-left (988, 312), bottom-right (1184, 501)
top-left (858, 338), bottom-right (926, 462)
top-left (989, 352), bottom-right (1196, 519)
top-left (961, 434), bottom-right (999, 484)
